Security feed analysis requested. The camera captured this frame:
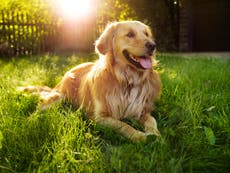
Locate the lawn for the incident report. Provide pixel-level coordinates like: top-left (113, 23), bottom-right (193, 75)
top-left (0, 53), bottom-right (229, 173)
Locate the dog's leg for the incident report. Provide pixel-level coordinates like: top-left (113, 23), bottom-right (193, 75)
top-left (139, 113), bottom-right (160, 136)
top-left (17, 86), bottom-right (52, 93)
top-left (18, 86), bottom-right (62, 111)
top-left (95, 116), bottom-right (147, 142)
top-left (39, 91), bottom-right (62, 110)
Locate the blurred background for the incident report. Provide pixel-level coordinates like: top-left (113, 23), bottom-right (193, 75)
top-left (0, 0), bottom-right (230, 56)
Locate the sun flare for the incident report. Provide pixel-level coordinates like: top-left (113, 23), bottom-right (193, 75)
top-left (57, 0), bottom-right (93, 19)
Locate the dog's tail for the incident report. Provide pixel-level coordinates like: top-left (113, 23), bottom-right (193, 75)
top-left (18, 85), bottom-right (62, 110)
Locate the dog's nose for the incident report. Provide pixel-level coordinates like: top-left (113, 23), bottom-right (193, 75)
top-left (145, 42), bottom-right (156, 53)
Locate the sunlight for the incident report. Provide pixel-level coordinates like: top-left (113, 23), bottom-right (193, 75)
top-left (57, 0), bottom-right (93, 19)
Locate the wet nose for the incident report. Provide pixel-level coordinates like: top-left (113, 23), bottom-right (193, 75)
top-left (145, 42), bottom-right (156, 53)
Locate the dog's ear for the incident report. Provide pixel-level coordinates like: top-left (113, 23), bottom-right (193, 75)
top-left (95, 22), bottom-right (118, 55)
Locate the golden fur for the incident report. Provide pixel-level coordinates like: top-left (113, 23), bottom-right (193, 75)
top-left (20, 21), bottom-right (161, 142)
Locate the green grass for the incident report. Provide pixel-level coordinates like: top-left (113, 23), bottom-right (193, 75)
top-left (0, 53), bottom-right (229, 173)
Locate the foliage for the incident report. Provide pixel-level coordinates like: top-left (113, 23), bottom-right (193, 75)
top-left (0, 53), bottom-right (229, 172)
top-left (96, 0), bottom-right (137, 34)
top-left (97, 0), bottom-right (136, 22)
top-left (0, 0), bottom-right (51, 18)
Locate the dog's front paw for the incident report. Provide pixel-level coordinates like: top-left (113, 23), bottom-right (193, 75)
top-left (130, 131), bottom-right (147, 143)
top-left (130, 130), bottom-right (161, 143)
top-left (145, 128), bottom-right (161, 137)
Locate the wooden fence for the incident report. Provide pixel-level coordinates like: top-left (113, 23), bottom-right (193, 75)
top-left (0, 10), bottom-right (59, 56)
top-left (0, 10), bottom-right (100, 56)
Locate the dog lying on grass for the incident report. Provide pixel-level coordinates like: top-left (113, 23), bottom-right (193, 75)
top-left (19, 21), bottom-right (161, 142)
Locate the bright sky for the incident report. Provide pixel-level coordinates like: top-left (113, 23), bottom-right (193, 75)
top-left (57, 0), bottom-right (93, 19)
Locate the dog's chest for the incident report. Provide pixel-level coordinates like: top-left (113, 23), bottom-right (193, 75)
top-left (107, 83), bottom-right (150, 119)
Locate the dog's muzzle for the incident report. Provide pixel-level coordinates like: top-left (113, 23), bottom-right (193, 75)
top-left (122, 50), bottom-right (153, 69)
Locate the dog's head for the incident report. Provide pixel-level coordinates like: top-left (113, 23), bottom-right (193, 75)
top-left (95, 21), bottom-right (156, 70)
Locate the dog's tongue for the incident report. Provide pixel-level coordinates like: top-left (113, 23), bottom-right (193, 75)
top-left (139, 57), bottom-right (152, 69)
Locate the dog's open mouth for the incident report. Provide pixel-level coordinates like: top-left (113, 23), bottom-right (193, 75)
top-left (123, 50), bottom-right (152, 69)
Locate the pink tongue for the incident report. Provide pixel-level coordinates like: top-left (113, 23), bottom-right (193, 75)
top-left (140, 58), bottom-right (152, 69)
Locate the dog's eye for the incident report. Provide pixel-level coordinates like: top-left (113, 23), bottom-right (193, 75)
top-left (144, 32), bottom-right (149, 37)
top-left (126, 31), bottom-right (135, 38)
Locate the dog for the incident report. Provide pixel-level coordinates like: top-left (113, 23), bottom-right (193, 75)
top-left (19, 21), bottom-right (161, 142)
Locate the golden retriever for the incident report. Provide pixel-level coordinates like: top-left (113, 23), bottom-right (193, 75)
top-left (20, 21), bottom-right (161, 142)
